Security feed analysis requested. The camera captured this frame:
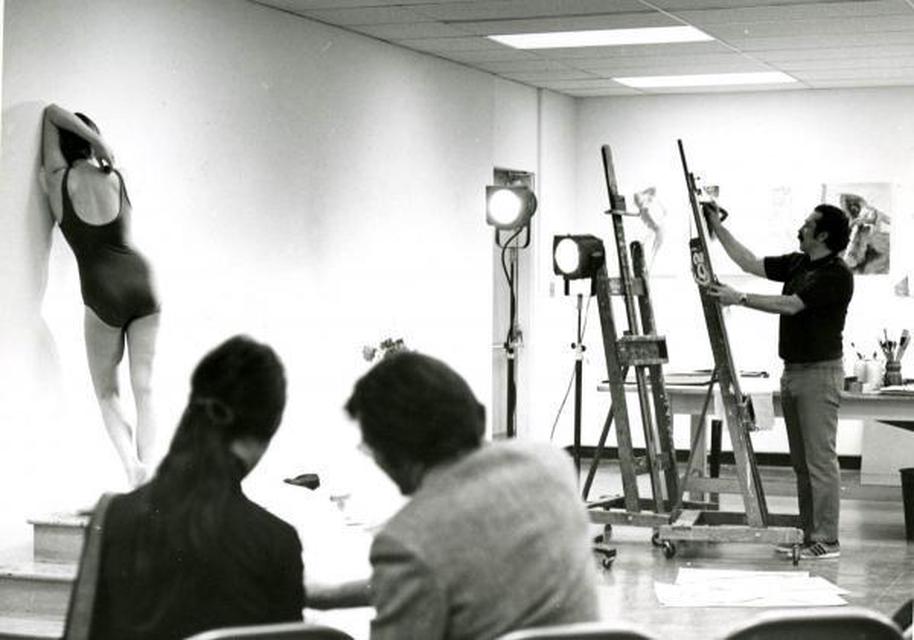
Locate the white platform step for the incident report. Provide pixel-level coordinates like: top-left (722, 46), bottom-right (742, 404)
top-left (27, 515), bottom-right (87, 565)
top-left (0, 616), bottom-right (62, 640)
top-left (0, 563), bottom-right (75, 621)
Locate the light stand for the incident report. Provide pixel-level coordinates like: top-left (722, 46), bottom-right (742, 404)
top-left (487, 181), bottom-right (537, 439)
top-left (571, 293), bottom-right (586, 477)
top-left (554, 234), bottom-right (616, 568)
top-left (505, 254), bottom-right (519, 438)
top-left (554, 235), bottom-right (604, 478)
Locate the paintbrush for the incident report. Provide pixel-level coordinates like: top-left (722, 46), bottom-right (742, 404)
top-left (851, 342), bottom-right (864, 359)
top-left (897, 329), bottom-right (910, 361)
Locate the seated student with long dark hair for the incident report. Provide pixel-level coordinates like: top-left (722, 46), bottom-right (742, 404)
top-left (91, 335), bottom-right (305, 640)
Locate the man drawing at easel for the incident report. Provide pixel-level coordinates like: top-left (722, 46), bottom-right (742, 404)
top-left (703, 202), bottom-right (853, 560)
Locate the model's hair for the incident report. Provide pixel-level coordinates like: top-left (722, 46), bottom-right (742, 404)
top-left (133, 335), bottom-right (286, 619)
top-left (58, 112), bottom-right (100, 165)
top-left (814, 203), bottom-right (852, 253)
top-left (345, 351), bottom-right (485, 470)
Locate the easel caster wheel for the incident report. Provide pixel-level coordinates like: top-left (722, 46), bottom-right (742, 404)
top-left (593, 543), bottom-right (616, 569)
top-left (603, 524), bottom-right (613, 542)
top-left (661, 541), bottom-right (677, 559)
top-left (651, 531), bottom-right (662, 547)
top-left (791, 545), bottom-right (800, 566)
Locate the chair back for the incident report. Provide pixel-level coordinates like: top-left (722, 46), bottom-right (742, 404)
top-left (184, 621), bottom-right (354, 640)
top-left (892, 599), bottom-right (912, 639)
top-left (723, 607), bottom-right (904, 640)
top-left (497, 621), bottom-right (656, 639)
top-left (63, 493), bottom-right (116, 640)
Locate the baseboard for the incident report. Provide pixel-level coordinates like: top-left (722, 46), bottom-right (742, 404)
top-left (566, 445), bottom-right (862, 470)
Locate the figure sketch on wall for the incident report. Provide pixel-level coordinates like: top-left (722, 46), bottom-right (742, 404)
top-left (824, 183), bottom-right (892, 275)
top-left (633, 186), bottom-right (667, 270)
top-left (39, 104), bottom-right (161, 487)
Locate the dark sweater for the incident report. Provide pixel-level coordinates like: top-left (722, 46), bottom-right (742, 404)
top-left (91, 482), bottom-right (304, 640)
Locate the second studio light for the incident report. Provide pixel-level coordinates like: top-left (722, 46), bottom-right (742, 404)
top-left (486, 185), bottom-right (537, 230)
top-left (553, 235), bottom-right (606, 280)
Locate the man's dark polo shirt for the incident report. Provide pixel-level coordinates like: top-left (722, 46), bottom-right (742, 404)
top-left (763, 252), bottom-right (854, 364)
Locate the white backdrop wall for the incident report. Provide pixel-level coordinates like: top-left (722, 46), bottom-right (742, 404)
top-left (0, 0), bottom-right (578, 545)
top-left (561, 88), bottom-right (914, 457)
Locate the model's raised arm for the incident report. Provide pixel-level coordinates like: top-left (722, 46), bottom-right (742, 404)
top-left (42, 104), bottom-right (115, 169)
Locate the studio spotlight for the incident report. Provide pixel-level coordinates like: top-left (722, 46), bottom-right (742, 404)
top-left (553, 234), bottom-right (606, 280)
top-left (486, 185), bottom-right (537, 230)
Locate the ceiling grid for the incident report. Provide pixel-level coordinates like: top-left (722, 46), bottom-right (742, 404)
top-left (252, 0), bottom-right (914, 95)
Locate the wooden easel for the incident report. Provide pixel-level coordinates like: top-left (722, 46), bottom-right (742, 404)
top-left (652, 141), bottom-right (804, 563)
top-left (586, 145), bottom-right (710, 540)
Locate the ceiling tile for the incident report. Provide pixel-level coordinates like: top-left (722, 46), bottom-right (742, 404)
top-left (649, 0), bottom-right (869, 9)
top-left (734, 30), bottom-right (914, 51)
top-left (473, 58), bottom-right (583, 73)
top-left (413, 0), bottom-right (650, 21)
top-left (701, 14), bottom-right (914, 41)
top-left (499, 69), bottom-right (600, 82)
top-left (756, 43), bottom-right (914, 62)
top-left (792, 66), bottom-right (914, 80)
top-left (805, 76), bottom-right (914, 88)
top-left (295, 6), bottom-right (431, 25)
top-left (569, 51), bottom-right (754, 71)
top-left (399, 36), bottom-right (508, 52)
top-left (776, 56), bottom-right (914, 70)
top-left (252, 0), bottom-right (403, 9)
top-left (539, 78), bottom-right (633, 90)
top-left (641, 82), bottom-right (808, 94)
top-left (446, 13), bottom-right (681, 36)
top-left (563, 87), bottom-right (645, 96)
top-left (530, 40), bottom-right (734, 60)
top-left (439, 49), bottom-right (544, 63)
top-left (570, 58), bottom-right (774, 77)
top-left (674, 0), bottom-right (912, 25)
top-left (348, 22), bottom-right (469, 39)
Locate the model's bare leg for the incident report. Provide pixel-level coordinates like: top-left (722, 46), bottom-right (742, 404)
top-left (126, 312), bottom-right (160, 480)
top-left (84, 307), bottom-right (142, 485)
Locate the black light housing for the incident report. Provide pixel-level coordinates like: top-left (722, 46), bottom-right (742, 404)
top-left (553, 234), bottom-right (606, 280)
top-left (486, 185), bottom-right (537, 230)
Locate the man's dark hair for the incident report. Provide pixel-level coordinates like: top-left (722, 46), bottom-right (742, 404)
top-left (814, 203), bottom-right (851, 253)
top-left (345, 352), bottom-right (485, 469)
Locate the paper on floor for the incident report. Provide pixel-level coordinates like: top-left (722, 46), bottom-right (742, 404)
top-left (655, 568), bottom-right (848, 607)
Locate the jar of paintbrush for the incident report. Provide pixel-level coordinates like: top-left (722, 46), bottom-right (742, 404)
top-left (881, 329), bottom-right (909, 387)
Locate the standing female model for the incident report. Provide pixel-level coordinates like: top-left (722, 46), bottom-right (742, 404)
top-left (40, 104), bottom-right (160, 487)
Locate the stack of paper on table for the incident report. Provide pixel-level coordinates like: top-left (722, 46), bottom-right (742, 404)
top-left (654, 568), bottom-right (849, 607)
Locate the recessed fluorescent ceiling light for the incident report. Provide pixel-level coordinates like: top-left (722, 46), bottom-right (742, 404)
top-left (614, 72), bottom-right (797, 88)
top-left (488, 26), bottom-right (712, 49)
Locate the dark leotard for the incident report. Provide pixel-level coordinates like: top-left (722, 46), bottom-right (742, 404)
top-left (59, 167), bottom-right (160, 328)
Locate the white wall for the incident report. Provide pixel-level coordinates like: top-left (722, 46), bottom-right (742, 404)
top-left (0, 0), bottom-right (578, 549)
top-left (565, 88), bottom-right (914, 458)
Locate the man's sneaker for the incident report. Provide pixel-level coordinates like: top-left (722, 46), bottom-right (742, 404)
top-left (774, 542), bottom-right (805, 555)
top-left (799, 541), bottom-right (840, 560)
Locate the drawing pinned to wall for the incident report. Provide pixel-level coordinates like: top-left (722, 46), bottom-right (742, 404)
top-left (633, 186), bottom-right (667, 270)
top-left (823, 182), bottom-right (892, 275)
top-left (769, 185), bottom-right (819, 250)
